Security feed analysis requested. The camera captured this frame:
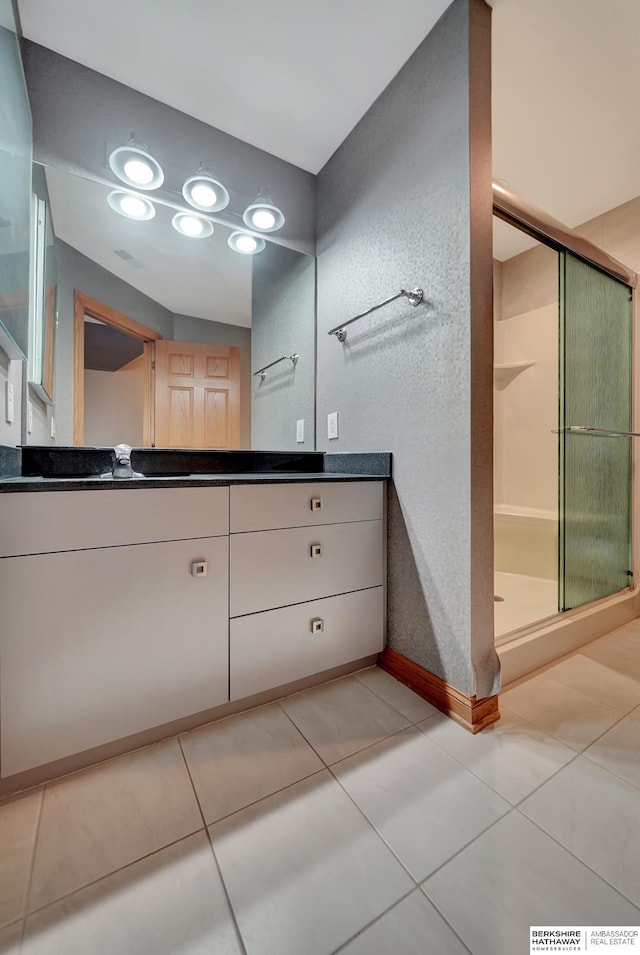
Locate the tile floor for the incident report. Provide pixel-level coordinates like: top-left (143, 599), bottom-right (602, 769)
top-left (1, 623), bottom-right (640, 954)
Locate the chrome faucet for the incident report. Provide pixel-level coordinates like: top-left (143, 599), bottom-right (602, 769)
top-left (112, 444), bottom-right (142, 480)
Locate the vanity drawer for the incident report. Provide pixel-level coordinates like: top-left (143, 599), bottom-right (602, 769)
top-left (230, 519), bottom-right (383, 616)
top-left (0, 487), bottom-right (230, 557)
top-left (230, 587), bottom-right (384, 700)
top-left (230, 481), bottom-right (383, 532)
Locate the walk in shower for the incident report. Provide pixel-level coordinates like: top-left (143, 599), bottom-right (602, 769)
top-left (493, 188), bottom-right (634, 645)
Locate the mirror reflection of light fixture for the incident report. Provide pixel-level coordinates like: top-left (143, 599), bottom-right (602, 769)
top-left (171, 212), bottom-right (214, 238)
top-left (182, 166), bottom-right (230, 213)
top-left (242, 188), bottom-right (285, 232)
top-left (107, 190), bottom-right (156, 220)
top-left (108, 136), bottom-right (164, 190)
top-left (228, 231), bottom-right (266, 255)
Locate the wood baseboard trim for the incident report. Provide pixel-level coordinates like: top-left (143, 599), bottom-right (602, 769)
top-left (378, 647), bottom-right (499, 733)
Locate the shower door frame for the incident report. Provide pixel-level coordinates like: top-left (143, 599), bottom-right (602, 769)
top-left (492, 182), bottom-right (640, 681)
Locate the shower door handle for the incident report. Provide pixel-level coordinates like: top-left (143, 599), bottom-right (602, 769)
top-left (558, 426), bottom-right (640, 437)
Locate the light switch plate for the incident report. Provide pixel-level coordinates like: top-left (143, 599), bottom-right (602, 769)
top-left (50, 416), bottom-right (56, 438)
top-left (296, 419), bottom-right (305, 443)
top-left (27, 401), bottom-right (33, 433)
top-left (327, 411), bottom-right (339, 440)
top-left (5, 381), bottom-right (14, 424)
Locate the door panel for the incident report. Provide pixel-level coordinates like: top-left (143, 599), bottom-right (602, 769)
top-left (155, 341), bottom-right (240, 448)
top-left (559, 252), bottom-right (633, 610)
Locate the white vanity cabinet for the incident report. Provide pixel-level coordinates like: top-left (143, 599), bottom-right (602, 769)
top-left (229, 481), bottom-right (385, 700)
top-left (0, 487), bottom-right (230, 777)
top-left (0, 479), bottom-right (385, 781)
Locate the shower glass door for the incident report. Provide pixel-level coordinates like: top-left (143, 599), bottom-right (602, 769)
top-left (559, 252), bottom-right (633, 611)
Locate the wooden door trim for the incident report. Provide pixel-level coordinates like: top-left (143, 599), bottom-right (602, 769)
top-left (73, 291), bottom-right (162, 446)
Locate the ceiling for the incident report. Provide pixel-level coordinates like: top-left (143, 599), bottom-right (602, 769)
top-left (45, 167), bottom-right (253, 326)
top-left (18, 0), bottom-right (640, 265)
top-left (16, 0), bottom-right (453, 175)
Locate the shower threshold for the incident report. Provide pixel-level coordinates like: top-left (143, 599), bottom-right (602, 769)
top-left (494, 571), bottom-right (557, 644)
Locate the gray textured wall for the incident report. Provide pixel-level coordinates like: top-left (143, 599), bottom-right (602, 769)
top-left (22, 42), bottom-right (316, 256)
top-left (251, 245), bottom-right (315, 450)
top-left (316, 0), bottom-right (498, 697)
top-left (173, 314), bottom-right (252, 449)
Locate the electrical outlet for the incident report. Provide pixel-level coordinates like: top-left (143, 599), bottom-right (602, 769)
top-left (5, 381), bottom-right (14, 424)
top-left (327, 411), bottom-right (339, 440)
top-left (296, 419), bottom-right (305, 443)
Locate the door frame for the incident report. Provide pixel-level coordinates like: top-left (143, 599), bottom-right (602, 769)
top-left (73, 291), bottom-right (163, 446)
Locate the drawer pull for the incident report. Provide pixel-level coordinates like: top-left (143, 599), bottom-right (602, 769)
top-left (310, 497), bottom-right (323, 512)
top-left (309, 543), bottom-right (322, 558)
top-left (310, 618), bottom-right (324, 634)
top-left (191, 560), bottom-right (208, 577)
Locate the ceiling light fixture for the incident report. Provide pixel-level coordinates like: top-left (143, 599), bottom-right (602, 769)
top-left (107, 190), bottom-right (156, 221)
top-left (228, 231), bottom-right (266, 255)
top-left (182, 166), bottom-right (230, 213)
top-left (109, 136), bottom-right (164, 191)
top-left (171, 212), bottom-right (214, 238)
top-left (242, 188), bottom-right (285, 233)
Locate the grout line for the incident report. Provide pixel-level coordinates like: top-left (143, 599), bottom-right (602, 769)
top-left (203, 767), bottom-right (327, 828)
top-left (514, 807), bottom-right (640, 916)
top-left (327, 886), bottom-right (418, 954)
top-left (22, 829), bottom-right (205, 920)
top-left (581, 747), bottom-right (640, 793)
top-left (177, 738), bottom-right (248, 955)
top-left (416, 708), bottom-right (583, 809)
top-left (276, 696), bottom-right (411, 770)
top-left (20, 785), bottom-right (45, 943)
top-left (351, 668), bottom-right (438, 725)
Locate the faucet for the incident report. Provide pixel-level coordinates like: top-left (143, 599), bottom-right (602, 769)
top-left (112, 444), bottom-right (143, 480)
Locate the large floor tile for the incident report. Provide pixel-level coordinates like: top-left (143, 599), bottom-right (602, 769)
top-left (338, 889), bottom-right (468, 955)
top-left (424, 812), bottom-right (640, 955)
top-left (353, 667), bottom-right (438, 723)
top-left (210, 770), bottom-right (413, 955)
top-left (0, 790), bottom-right (42, 929)
top-left (22, 832), bottom-right (242, 955)
top-left (279, 676), bottom-right (410, 765)
top-left (521, 756), bottom-right (640, 906)
top-left (332, 726), bottom-right (509, 881)
top-left (500, 674), bottom-right (623, 750)
top-left (419, 709), bottom-right (575, 804)
top-left (631, 704), bottom-right (640, 722)
top-left (582, 625), bottom-right (640, 677)
top-left (181, 703), bottom-right (324, 823)
top-left (0, 922), bottom-right (22, 954)
top-left (545, 652), bottom-right (640, 713)
top-left (584, 715), bottom-right (640, 789)
top-left (29, 740), bottom-right (202, 912)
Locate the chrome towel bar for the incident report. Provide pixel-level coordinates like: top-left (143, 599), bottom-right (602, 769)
top-left (328, 287), bottom-right (424, 343)
top-left (253, 354), bottom-right (298, 381)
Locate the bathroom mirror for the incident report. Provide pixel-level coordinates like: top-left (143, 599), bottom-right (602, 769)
top-left (33, 163), bottom-right (316, 451)
top-left (0, 1), bottom-right (32, 361)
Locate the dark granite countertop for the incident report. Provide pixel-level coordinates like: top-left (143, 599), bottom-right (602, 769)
top-left (0, 471), bottom-right (388, 492)
top-left (0, 447), bottom-right (391, 492)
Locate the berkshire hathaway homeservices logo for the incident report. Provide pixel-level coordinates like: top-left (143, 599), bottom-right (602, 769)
top-left (531, 927), bottom-right (640, 952)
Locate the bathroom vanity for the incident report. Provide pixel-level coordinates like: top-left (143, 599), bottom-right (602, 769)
top-left (0, 451), bottom-right (388, 787)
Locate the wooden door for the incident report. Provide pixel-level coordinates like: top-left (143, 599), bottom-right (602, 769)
top-left (154, 341), bottom-right (241, 448)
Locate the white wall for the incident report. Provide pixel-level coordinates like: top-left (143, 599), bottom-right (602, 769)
top-left (494, 240), bottom-right (558, 516)
top-left (84, 357), bottom-right (144, 447)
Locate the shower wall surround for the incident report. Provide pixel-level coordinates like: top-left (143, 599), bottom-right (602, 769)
top-left (316, 0), bottom-right (497, 699)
